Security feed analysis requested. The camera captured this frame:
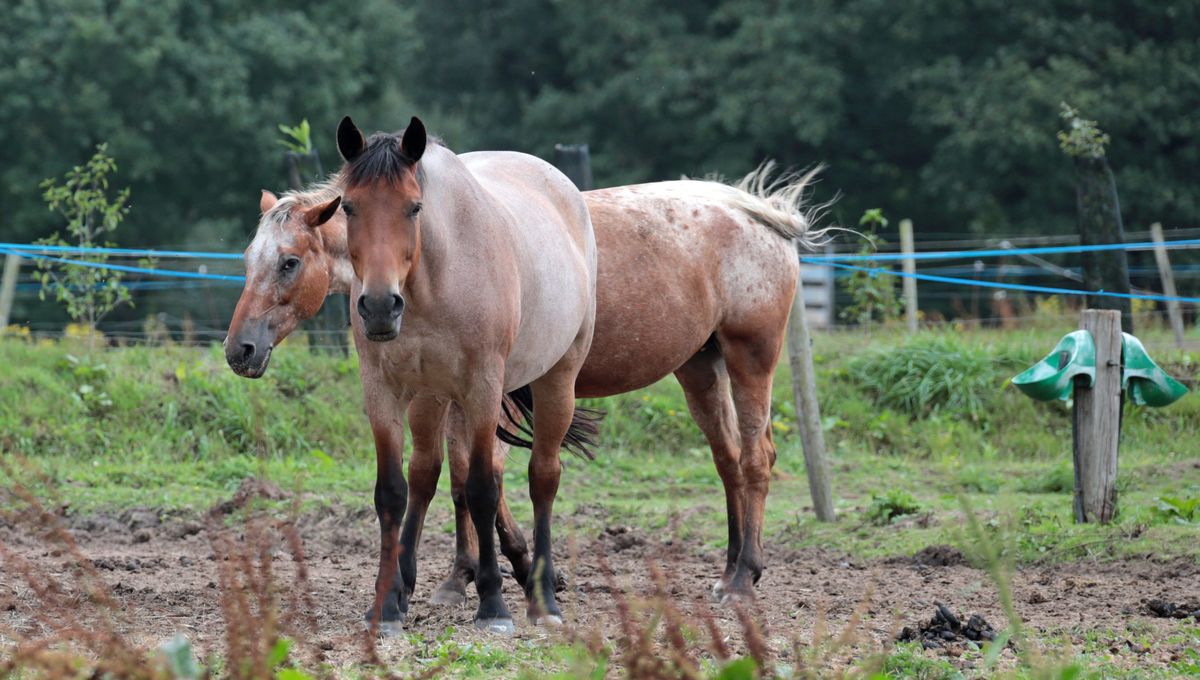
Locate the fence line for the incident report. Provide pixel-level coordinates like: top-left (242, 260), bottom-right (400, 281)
top-left (810, 259), bottom-right (1200, 304)
top-left (0, 247), bottom-right (246, 282)
top-left (805, 238), bottom-right (1200, 263)
top-left (0, 242), bottom-right (242, 260)
top-left (5, 239), bottom-right (1200, 305)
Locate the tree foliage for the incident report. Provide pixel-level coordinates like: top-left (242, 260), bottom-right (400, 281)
top-left (1, 0), bottom-right (1196, 256)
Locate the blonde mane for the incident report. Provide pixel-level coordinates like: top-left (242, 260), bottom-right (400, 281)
top-left (260, 176), bottom-right (343, 231)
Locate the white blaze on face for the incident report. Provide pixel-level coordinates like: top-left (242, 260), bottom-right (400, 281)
top-left (245, 199), bottom-right (300, 293)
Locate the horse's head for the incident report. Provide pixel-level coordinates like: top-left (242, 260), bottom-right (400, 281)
top-left (224, 190), bottom-right (343, 377)
top-left (336, 115), bottom-right (426, 342)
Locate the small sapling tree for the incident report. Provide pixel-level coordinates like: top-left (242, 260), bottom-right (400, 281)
top-left (36, 144), bottom-right (134, 349)
top-left (840, 208), bottom-right (902, 327)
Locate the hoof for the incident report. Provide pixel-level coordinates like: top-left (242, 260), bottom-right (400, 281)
top-left (362, 618), bottom-right (405, 637)
top-left (719, 590), bottom-right (753, 607)
top-left (430, 584), bottom-right (468, 607)
top-left (711, 579), bottom-right (727, 601)
top-left (474, 617), bottom-right (516, 635)
top-left (532, 614), bottom-right (563, 627)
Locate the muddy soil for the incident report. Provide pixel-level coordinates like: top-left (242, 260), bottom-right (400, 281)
top-left (2, 494), bottom-right (1198, 676)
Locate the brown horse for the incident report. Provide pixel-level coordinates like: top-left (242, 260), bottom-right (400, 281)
top-left (225, 159), bottom-right (823, 627)
top-left (223, 176), bottom-right (543, 623)
top-left (435, 167), bottom-right (824, 607)
top-left (334, 116), bottom-right (597, 634)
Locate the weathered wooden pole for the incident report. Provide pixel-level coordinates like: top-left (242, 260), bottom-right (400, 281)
top-left (899, 219), bottom-right (918, 333)
top-left (553, 144), bottom-right (594, 191)
top-left (787, 242), bottom-right (835, 522)
top-left (1148, 223), bottom-right (1185, 349)
top-left (1060, 105), bottom-right (1133, 332)
top-left (0, 253), bottom-right (19, 328)
top-left (1072, 309), bottom-right (1122, 524)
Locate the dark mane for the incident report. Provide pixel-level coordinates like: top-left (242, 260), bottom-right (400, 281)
top-left (342, 128), bottom-right (443, 188)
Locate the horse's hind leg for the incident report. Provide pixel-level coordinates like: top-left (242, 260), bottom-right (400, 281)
top-left (524, 354), bottom-right (588, 625)
top-left (673, 339), bottom-right (744, 597)
top-left (495, 455), bottom-right (533, 587)
top-left (462, 377), bottom-right (516, 633)
top-left (430, 405), bottom-right (476, 606)
top-left (716, 326), bottom-right (784, 602)
top-left (433, 406), bottom-right (532, 606)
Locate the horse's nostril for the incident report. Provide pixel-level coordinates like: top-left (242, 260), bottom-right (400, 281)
top-left (240, 342), bottom-right (256, 361)
top-left (359, 293), bottom-right (403, 320)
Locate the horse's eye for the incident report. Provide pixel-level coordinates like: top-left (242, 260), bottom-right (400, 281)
top-left (280, 257), bottom-right (300, 275)
top-left (410, 203), bottom-right (422, 218)
top-left (342, 202), bottom-right (355, 217)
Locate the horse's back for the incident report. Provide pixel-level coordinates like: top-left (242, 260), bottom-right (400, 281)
top-left (575, 181), bottom-right (797, 396)
top-left (461, 151), bottom-right (595, 256)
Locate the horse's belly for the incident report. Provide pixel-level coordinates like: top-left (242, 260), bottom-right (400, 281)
top-left (573, 207), bottom-right (720, 398)
top-left (503, 266), bottom-right (592, 390)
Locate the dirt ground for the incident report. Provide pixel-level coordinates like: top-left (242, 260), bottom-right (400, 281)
top-left (2, 489), bottom-right (1198, 676)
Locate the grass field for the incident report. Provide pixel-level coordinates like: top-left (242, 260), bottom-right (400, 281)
top-left (2, 319), bottom-right (1199, 678)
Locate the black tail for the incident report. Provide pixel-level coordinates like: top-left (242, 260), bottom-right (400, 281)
top-left (494, 385), bottom-right (603, 460)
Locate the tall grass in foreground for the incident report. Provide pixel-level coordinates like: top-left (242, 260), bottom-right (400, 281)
top-left (0, 457), bottom-right (1141, 679)
top-left (0, 456), bottom-right (343, 679)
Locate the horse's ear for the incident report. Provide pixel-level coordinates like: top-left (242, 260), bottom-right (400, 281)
top-left (401, 116), bottom-right (426, 163)
top-left (304, 196), bottom-right (342, 228)
top-left (260, 190), bottom-right (278, 213)
top-left (337, 116), bottom-right (366, 162)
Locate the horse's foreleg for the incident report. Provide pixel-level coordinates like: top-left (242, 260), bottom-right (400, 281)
top-left (718, 332), bottom-right (782, 602)
top-left (674, 345), bottom-right (744, 598)
top-left (363, 392), bottom-right (412, 635)
top-left (431, 404), bottom-right (478, 606)
top-left (434, 409), bottom-right (533, 606)
top-left (397, 395), bottom-right (450, 615)
top-left (463, 381), bottom-right (515, 633)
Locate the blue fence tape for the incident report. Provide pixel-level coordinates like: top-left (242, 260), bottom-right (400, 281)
top-left (7, 237), bottom-right (1200, 265)
top-left (803, 238), bottom-right (1200, 263)
top-left (0, 242), bottom-right (242, 260)
top-left (0, 248), bottom-right (246, 282)
top-left (4, 239), bottom-right (1199, 301)
top-left (804, 259), bottom-right (1200, 304)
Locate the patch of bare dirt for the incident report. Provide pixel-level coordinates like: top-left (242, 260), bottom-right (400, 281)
top-left (3, 497), bottom-right (1199, 674)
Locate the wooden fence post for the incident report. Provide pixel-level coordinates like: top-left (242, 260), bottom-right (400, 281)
top-left (0, 253), bottom-right (20, 328)
top-left (788, 242), bottom-right (835, 522)
top-left (1073, 154), bottom-right (1133, 332)
top-left (1073, 309), bottom-right (1122, 523)
top-left (899, 219), bottom-right (918, 333)
top-left (553, 144), bottom-right (593, 191)
top-left (1149, 223), bottom-right (1185, 349)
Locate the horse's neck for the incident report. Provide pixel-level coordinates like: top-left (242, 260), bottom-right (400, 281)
top-left (317, 218), bottom-right (353, 295)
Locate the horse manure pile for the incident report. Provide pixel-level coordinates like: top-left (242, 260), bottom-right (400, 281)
top-left (897, 602), bottom-right (998, 651)
top-left (1145, 598), bottom-right (1200, 620)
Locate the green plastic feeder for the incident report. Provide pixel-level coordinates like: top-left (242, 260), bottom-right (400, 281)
top-left (1012, 330), bottom-right (1096, 401)
top-left (1121, 333), bottom-right (1189, 407)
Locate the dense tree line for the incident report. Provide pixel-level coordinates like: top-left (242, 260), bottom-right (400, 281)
top-left (2, 0), bottom-right (1197, 324)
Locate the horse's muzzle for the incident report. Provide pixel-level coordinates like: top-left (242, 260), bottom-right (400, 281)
top-left (358, 293), bottom-right (404, 342)
top-left (225, 318), bottom-right (273, 378)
